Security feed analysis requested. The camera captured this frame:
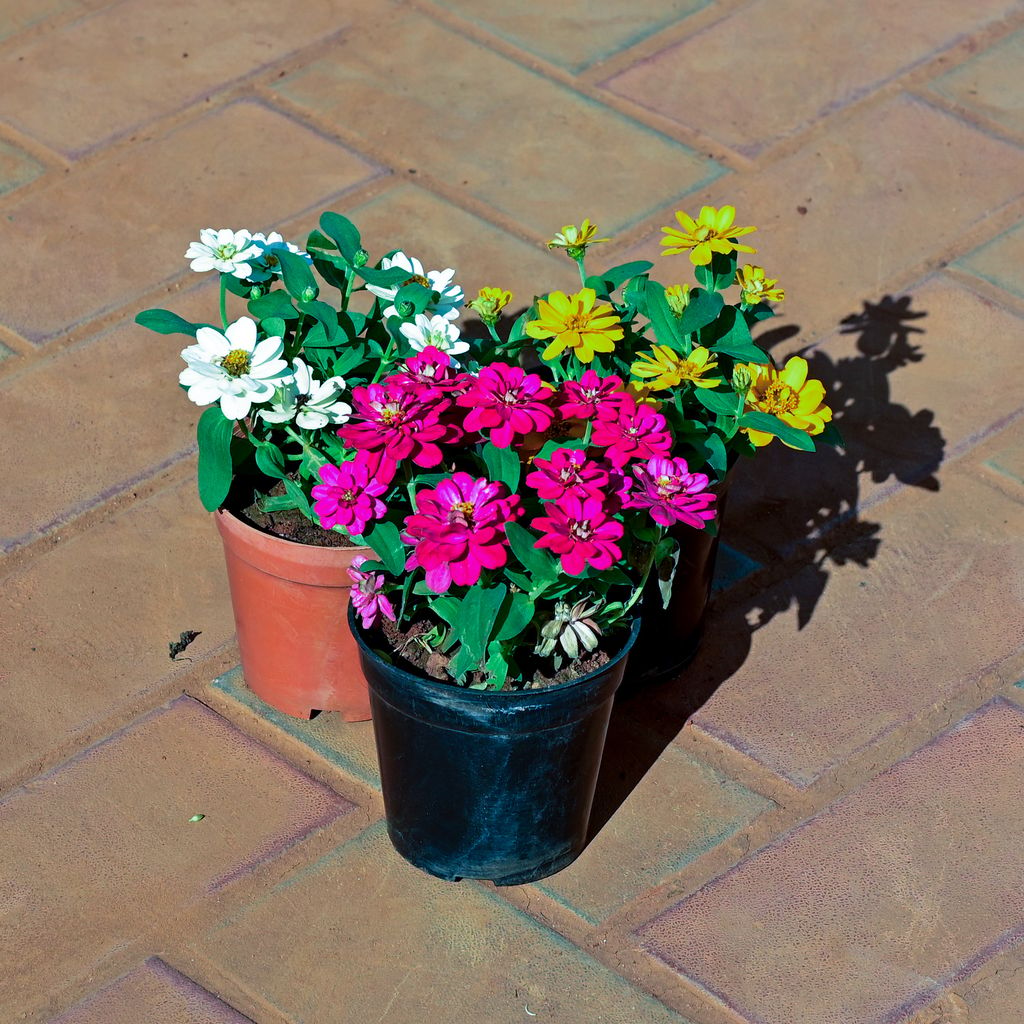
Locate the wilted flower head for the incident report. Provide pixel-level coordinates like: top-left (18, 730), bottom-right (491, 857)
top-left (535, 600), bottom-right (603, 659)
top-left (468, 287), bottom-right (513, 325)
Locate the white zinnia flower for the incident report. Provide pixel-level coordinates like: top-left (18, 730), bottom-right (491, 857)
top-left (248, 232), bottom-right (311, 283)
top-left (365, 251), bottom-right (464, 321)
top-left (399, 313), bottom-right (469, 363)
top-left (261, 358), bottom-right (352, 430)
top-left (179, 316), bottom-right (292, 420)
top-left (184, 228), bottom-right (263, 279)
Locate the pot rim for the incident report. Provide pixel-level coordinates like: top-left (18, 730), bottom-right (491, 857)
top-left (349, 604), bottom-right (641, 705)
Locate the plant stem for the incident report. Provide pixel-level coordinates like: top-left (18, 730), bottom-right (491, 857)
top-left (341, 268), bottom-right (356, 312)
top-left (574, 256), bottom-right (587, 287)
top-left (219, 275), bottom-right (228, 329)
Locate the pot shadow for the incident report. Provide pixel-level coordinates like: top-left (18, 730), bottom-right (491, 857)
top-left (588, 293), bottom-right (946, 839)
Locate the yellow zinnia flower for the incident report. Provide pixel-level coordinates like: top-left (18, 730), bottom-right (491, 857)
top-left (468, 286), bottom-right (513, 324)
top-left (525, 287), bottom-right (624, 363)
top-left (660, 205), bottom-right (757, 266)
top-left (546, 219), bottom-right (610, 254)
top-left (742, 356), bottom-right (832, 448)
top-left (630, 344), bottom-right (721, 391)
top-left (736, 265), bottom-right (784, 306)
top-left (665, 284), bottom-right (691, 317)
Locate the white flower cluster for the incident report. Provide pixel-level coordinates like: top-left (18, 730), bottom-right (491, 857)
top-left (179, 316), bottom-right (351, 425)
top-left (185, 228), bottom-right (309, 281)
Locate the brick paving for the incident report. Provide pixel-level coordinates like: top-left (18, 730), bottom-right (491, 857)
top-left (1, 1), bottom-right (1023, 1021)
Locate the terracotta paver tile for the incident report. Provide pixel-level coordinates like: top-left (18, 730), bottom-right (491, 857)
top-left (0, 283), bottom-right (215, 550)
top-left (686, 469), bottom-right (1024, 786)
top-left (983, 419), bottom-right (1024, 488)
top-left (346, 182), bottom-right (568, 312)
top-left (603, 0), bottom-right (1018, 156)
top-left (614, 95), bottom-right (1024, 341)
top-left (212, 667), bottom-right (381, 789)
top-left (637, 699), bottom-right (1024, 1024)
top-left (0, 0), bottom-right (105, 42)
top-left (537, 743), bottom-right (773, 925)
top-left (0, 0), bottom-right (355, 157)
top-left (0, 138), bottom-right (44, 196)
top-left (930, 27), bottom-right (1024, 138)
top-left (0, 478), bottom-right (235, 783)
top-left (431, 0), bottom-right (708, 72)
top-left (49, 957), bottom-right (253, 1024)
top-left (727, 273), bottom-right (1024, 554)
top-left (955, 218), bottom-right (1024, 305)
top-left (271, 7), bottom-right (723, 238)
top-left (948, 946), bottom-right (1024, 1021)
top-left (1, 696), bottom-right (355, 1019)
top-left (1, 99), bottom-right (379, 343)
top-left (198, 824), bottom-right (692, 1024)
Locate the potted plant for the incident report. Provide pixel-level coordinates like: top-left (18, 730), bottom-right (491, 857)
top-left (135, 215), bottom-right (470, 720)
top-left (527, 208), bottom-right (841, 680)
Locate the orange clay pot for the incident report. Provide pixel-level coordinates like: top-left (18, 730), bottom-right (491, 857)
top-left (214, 509), bottom-right (372, 721)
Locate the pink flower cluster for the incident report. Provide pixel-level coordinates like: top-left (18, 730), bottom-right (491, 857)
top-left (403, 472), bottom-right (523, 593)
top-left (624, 456), bottom-right (717, 528)
top-left (348, 555), bottom-right (396, 629)
top-left (312, 451), bottom-right (395, 536)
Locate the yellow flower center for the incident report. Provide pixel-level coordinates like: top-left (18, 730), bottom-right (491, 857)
top-left (340, 489), bottom-right (355, 503)
top-left (403, 274), bottom-right (431, 288)
top-left (220, 349), bottom-right (252, 377)
top-left (761, 380), bottom-right (799, 414)
top-left (450, 500), bottom-right (476, 527)
top-left (379, 405), bottom-right (404, 425)
top-left (564, 313), bottom-right (590, 333)
top-left (264, 253), bottom-right (279, 268)
top-left (216, 243), bottom-right (238, 259)
top-left (453, 501), bottom-right (475, 515)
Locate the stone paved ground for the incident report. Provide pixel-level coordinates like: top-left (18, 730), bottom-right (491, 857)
top-left (2, 1), bottom-right (1024, 1021)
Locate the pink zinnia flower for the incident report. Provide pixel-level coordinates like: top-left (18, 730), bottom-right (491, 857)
top-left (456, 363), bottom-right (555, 448)
top-left (348, 555), bottom-right (397, 630)
top-left (403, 472), bottom-right (523, 593)
top-left (531, 495), bottom-right (624, 577)
top-left (591, 395), bottom-right (673, 468)
top-left (626, 456), bottom-right (717, 529)
top-left (311, 452), bottom-right (395, 536)
top-left (559, 370), bottom-right (629, 420)
top-left (387, 345), bottom-right (469, 394)
top-left (525, 447), bottom-right (610, 502)
top-left (337, 381), bottom-right (460, 467)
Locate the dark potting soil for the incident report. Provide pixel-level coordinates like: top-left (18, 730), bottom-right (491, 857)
top-left (237, 481), bottom-right (356, 548)
top-left (379, 617), bottom-right (611, 691)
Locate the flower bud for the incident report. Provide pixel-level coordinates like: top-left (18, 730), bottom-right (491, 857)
top-left (732, 365), bottom-right (752, 395)
top-left (301, 286), bottom-right (317, 303)
top-left (353, 248), bottom-right (370, 268)
top-left (397, 300), bottom-right (415, 318)
top-left (249, 284), bottom-right (265, 300)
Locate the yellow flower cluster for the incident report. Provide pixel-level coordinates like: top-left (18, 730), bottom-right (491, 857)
top-left (525, 287), bottom-right (624, 363)
top-left (741, 356), bottom-right (832, 448)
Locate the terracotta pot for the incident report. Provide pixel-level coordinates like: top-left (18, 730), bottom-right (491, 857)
top-left (214, 510), bottom-right (372, 721)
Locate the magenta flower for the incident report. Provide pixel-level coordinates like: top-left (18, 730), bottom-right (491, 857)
top-left (626, 456), bottom-right (717, 529)
top-left (531, 495), bottom-right (624, 577)
top-left (403, 472), bottom-right (522, 593)
top-left (590, 395), bottom-right (673, 468)
top-left (312, 453), bottom-right (394, 536)
top-left (456, 363), bottom-right (555, 448)
top-left (337, 381), bottom-right (460, 467)
top-left (387, 345), bottom-right (469, 394)
top-left (559, 370), bottom-right (629, 420)
top-left (348, 555), bottom-right (397, 630)
top-left (525, 447), bottom-right (610, 502)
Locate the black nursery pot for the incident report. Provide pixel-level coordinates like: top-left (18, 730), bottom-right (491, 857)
top-left (350, 609), bottom-right (641, 886)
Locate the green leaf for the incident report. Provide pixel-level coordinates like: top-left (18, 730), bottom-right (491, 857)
top-left (481, 441), bottom-right (521, 492)
top-left (485, 641), bottom-right (510, 690)
top-left (306, 229), bottom-right (337, 252)
top-left (622, 274), bottom-right (650, 316)
top-left (598, 260), bottom-right (654, 290)
top-left (677, 289), bottom-right (725, 335)
top-left (494, 590), bottom-right (534, 642)
top-left (254, 443), bottom-right (287, 480)
top-left (319, 211), bottom-right (362, 261)
top-left (504, 521), bottom-right (559, 583)
top-left (281, 477), bottom-right (313, 516)
top-left (298, 298), bottom-right (341, 340)
top-left (260, 493), bottom-right (302, 512)
top-left (457, 584), bottom-right (507, 665)
top-left (707, 306), bottom-right (768, 362)
top-left (276, 249), bottom-right (319, 302)
top-left (260, 316), bottom-right (286, 340)
top-left (645, 280), bottom-right (687, 354)
top-left (196, 407), bottom-right (234, 512)
top-left (392, 282), bottom-right (433, 317)
top-left (330, 345), bottom-right (367, 378)
top-left (188, 813), bottom-right (206, 823)
top-left (357, 264), bottom-right (410, 287)
top-left (247, 289), bottom-right (299, 321)
top-left (738, 410), bottom-right (816, 451)
top-left (507, 308), bottom-right (533, 342)
top-left (430, 594), bottom-right (461, 627)
top-left (817, 421), bottom-right (845, 447)
top-left (135, 309), bottom-right (201, 337)
top-left (365, 521), bottom-right (406, 576)
top-left (695, 387), bottom-right (743, 418)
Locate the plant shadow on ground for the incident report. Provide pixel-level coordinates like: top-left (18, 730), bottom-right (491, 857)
top-left (589, 294), bottom-right (945, 837)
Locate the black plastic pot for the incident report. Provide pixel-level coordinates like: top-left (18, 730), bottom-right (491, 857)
top-left (629, 467), bottom-right (734, 685)
top-left (350, 610), bottom-right (641, 886)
